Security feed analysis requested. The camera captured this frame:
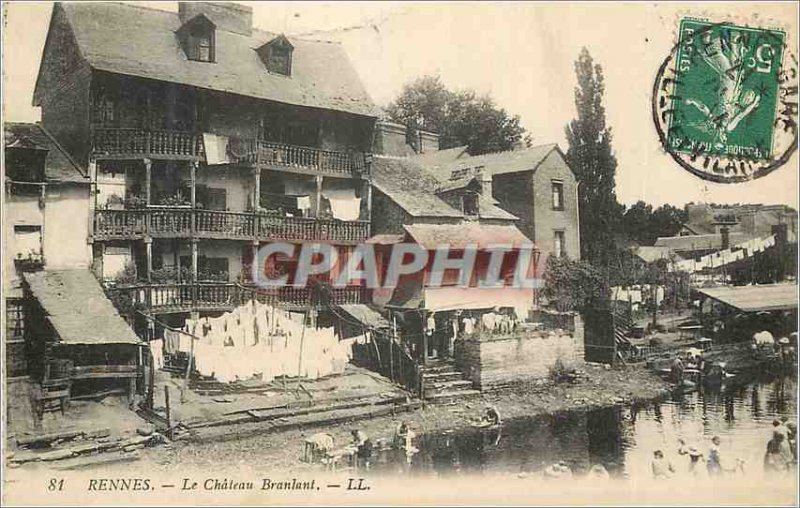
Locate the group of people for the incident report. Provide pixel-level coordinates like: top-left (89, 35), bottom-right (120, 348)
top-left (423, 308), bottom-right (521, 360)
top-left (651, 419), bottom-right (797, 481)
top-left (652, 436), bottom-right (745, 480)
top-left (764, 418), bottom-right (797, 473)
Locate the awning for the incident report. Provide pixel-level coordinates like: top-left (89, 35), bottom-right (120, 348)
top-left (25, 270), bottom-right (143, 345)
top-left (697, 284), bottom-right (798, 313)
top-left (337, 304), bottom-right (391, 329)
top-left (404, 223), bottom-right (531, 250)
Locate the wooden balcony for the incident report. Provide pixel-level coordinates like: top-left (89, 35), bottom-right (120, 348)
top-left (256, 215), bottom-right (370, 243)
top-left (106, 282), bottom-right (366, 314)
top-left (91, 128), bottom-right (204, 161)
top-left (229, 139), bottom-right (370, 178)
top-left (94, 208), bottom-right (370, 244)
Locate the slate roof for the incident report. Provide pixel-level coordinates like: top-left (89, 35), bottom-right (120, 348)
top-left (25, 270), bottom-right (143, 345)
top-left (4, 123), bottom-right (87, 183)
top-left (404, 223), bottom-right (530, 250)
top-left (42, 2), bottom-right (379, 118)
top-left (371, 157), bottom-right (464, 218)
top-left (371, 156), bottom-right (517, 221)
top-left (697, 284), bottom-right (798, 313)
top-left (420, 143), bottom-right (560, 181)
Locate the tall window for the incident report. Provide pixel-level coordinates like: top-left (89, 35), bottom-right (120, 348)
top-left (552, 181), bottom-right (564, 210)
top-left (197, 33), bottom-right (212, 62)
top-left (554, 230), bottom-right (566, 258)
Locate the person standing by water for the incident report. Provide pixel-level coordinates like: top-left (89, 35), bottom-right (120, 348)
top-left (706, 436), bottom-right (723, 476)
top-left (687, 447), bottom-right (706, 478)
top-left (764, 430), bottom-right (793, 473)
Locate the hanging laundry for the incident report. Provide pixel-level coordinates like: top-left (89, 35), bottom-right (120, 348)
top-left (149, 338), bottom-right (164, 369)
top-left (322, 188), bottom-right (362, 221)
top-left (203, 133), bottom-right (231, 165)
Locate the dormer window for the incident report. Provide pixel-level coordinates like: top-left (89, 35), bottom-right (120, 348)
top-left (177, 15), bottom-right (216, 63)
top-left (257, 35), bottom-right (294, 76)
top-left (463, 192), bottom-right (479, 216)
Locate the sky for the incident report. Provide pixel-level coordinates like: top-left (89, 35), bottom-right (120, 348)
top-left (3, 1), bottom-right (798, 208)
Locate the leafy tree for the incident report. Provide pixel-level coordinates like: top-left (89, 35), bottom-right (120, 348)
top-left (542, 256), bottom-right (608, 313)
top-left (564, 48), bottom-right (622, 267)
top-left (621, 201), bottom-right (689, 245)
top-left (386, 75), bottom-right (530, 155)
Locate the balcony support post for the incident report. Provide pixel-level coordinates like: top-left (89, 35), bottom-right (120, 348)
top-left (87, 158), bottom-right (97, 242)
top-left (144, 158), bottom-right (152, 206)
top-left (252, 168), bottom-right (261, 212)
top-left (144, 237), bottom-right (153, 283)
top-left (191, 239), bottom-right (199, 282)
top-left (314, 175), bottom-right (323, 218)
top-left (191, 239), bottom-right (199, 308)
top-left (250, 240), bottom-right (259, 284)
top-left (190, 161), bottom-right (197, 236)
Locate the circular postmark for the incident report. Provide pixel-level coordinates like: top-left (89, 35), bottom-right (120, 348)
top-left (653, 18), bottom-right (798, 183)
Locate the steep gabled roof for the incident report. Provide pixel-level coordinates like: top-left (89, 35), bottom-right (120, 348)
top-left (4, 123), bottom-right (87, 183)
top-left (37, 2), bottom-right (379, 117)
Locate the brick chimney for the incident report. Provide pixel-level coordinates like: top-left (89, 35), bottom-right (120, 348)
top-left (179, 2), bottom-right (253, 36)
top-left (416, 129), bottom-right (440, 154)
top-left (372, 120), bottom-right (411, 157)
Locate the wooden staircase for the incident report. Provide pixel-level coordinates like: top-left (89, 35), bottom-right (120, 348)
top-left (421, 360), bottom-right (480, 404)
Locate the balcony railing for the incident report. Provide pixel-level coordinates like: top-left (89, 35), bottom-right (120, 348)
top-left (106, 282), bottom-right (365, 313)
top-left (94, 208), bottom-right (369, 243)
top-left (229, 139), bottom-right (369, 178)
top-left (91, 128), bottom-right (205, 160)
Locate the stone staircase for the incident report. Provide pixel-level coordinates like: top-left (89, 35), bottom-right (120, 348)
top-left (420, 359), bottom-right (481, 404)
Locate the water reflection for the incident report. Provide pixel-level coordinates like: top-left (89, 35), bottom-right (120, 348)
top-left (371, 375), bottom-right (797, 480)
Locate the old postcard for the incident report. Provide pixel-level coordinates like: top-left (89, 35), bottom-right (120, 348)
top-left (1, 1), bottom-right (798, 506)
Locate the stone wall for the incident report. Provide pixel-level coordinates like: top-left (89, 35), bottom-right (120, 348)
top-left (456, 314), bottom-right (585, 390)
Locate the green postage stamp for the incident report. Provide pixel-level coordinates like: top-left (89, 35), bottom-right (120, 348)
top-left (669, 20), bottom-right (784, 159)
top-left (653, 18), bottom-right (797, 183)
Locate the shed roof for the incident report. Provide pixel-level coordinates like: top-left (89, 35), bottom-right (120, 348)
top-left (42, 3), bottom-right (379, 118)
top-left (404, 223), bottom-right (530, 250)
top-left (697, 284), bottom-right (798, 313)
top-left (25, 270), bottom-right (142, 345)
top-left (632, 246), bottom-right (675, 264)
top-left (338, 304), bottom-right (390, 329)
top-left (4, 123), bottom-right (87, 182)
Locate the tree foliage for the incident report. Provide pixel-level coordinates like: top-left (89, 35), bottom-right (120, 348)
top-left (564, 48), bottom-right (623, 267)
top-left (621, 201), bottom-right (688, 246)
top-left (542, 256), bottom-right (608, 313)
top-left (386, 75), bottom-right (530, 155)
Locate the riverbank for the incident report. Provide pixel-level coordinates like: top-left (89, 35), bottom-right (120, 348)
top-left (105, 363), bottom-right (671, 474)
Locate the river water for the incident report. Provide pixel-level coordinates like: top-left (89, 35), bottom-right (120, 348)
top-left (370, 374), bottom-right (797, 480)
